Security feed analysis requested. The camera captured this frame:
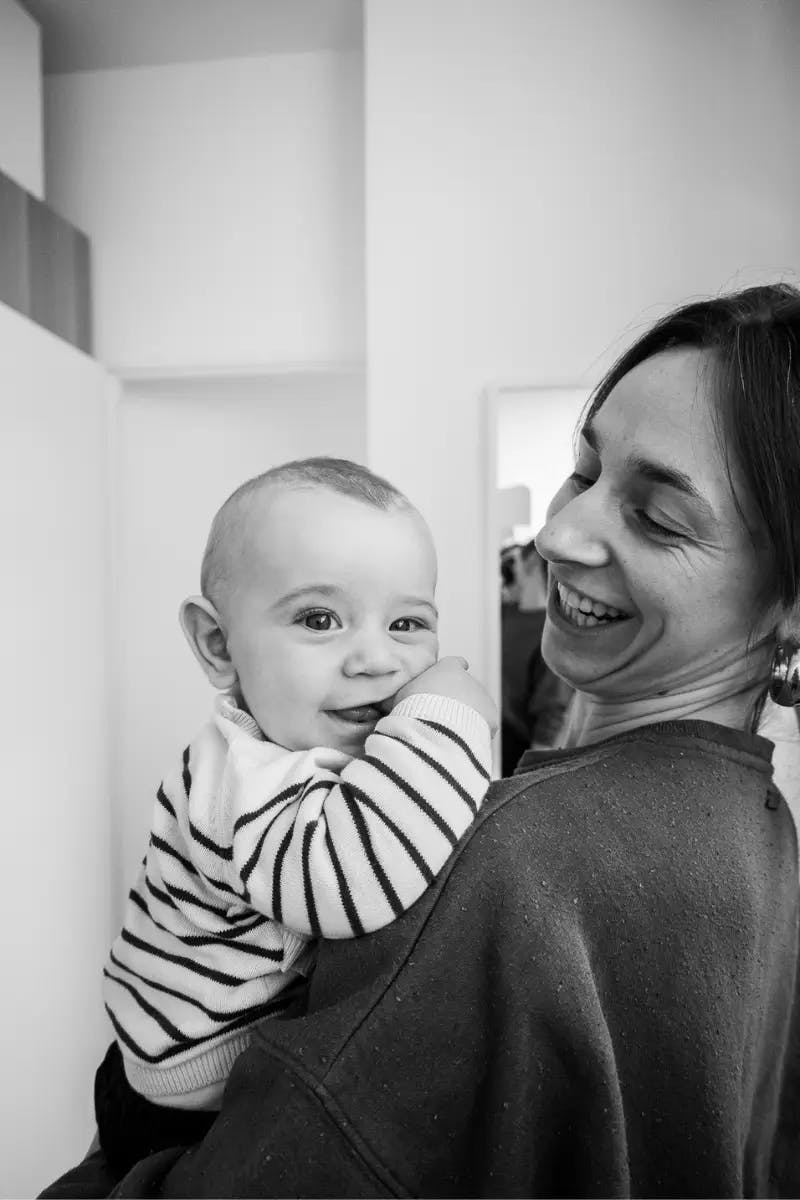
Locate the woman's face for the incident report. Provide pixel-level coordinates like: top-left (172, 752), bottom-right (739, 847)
top-left (536, 347), bottom-right (773, 702)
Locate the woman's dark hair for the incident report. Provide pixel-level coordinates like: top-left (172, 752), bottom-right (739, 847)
top-left (583, 283), bottom-right (800, 617)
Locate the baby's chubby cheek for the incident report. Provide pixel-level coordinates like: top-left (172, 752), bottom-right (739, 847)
top-left (373, 648), bottom-right (437, 716)
top-left (409, 644), bottom-right (438, 680)
top-left (386, 647), bottom-right (438, 702)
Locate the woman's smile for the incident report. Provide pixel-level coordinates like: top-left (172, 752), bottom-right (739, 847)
top-left (547, 576), bottom-right (638, 642)
top-left (553, 579), bottom-right (630, 626)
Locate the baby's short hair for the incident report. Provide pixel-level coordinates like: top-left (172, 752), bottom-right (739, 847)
top-left (200, 457), bottom-right (412, 609)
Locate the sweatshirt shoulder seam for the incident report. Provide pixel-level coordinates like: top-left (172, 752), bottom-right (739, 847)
top-left (249, 1039), bottom-right (411, 1196)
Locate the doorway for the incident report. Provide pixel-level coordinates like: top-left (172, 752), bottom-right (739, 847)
top-left (483, 384), bottom-right (589, 773)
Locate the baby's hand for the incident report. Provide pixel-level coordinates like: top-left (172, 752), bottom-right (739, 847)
top-left (393, 656), bottom-right (499, 736)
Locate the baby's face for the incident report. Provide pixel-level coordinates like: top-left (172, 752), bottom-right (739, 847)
top-left (222, 486), bottom-right (439, 755)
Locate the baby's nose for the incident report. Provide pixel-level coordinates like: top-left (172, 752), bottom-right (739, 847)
top-left (342, 633), bottom-right (403, 677)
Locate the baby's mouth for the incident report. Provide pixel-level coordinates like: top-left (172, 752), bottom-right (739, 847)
top-left (328, 704), bottom-right (383, 725)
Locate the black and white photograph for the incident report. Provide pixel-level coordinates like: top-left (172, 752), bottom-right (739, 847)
top-left (2, 1), bottom-right (800, 1196)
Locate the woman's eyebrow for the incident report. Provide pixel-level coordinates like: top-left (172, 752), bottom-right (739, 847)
top-left (628, 456), bottom-right (715, 518)
top-left (581, 422), bottom-right (716, 519)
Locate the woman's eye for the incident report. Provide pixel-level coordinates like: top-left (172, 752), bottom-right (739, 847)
top-left (569, 471), bottom-right (596, 490)
top-left (298, 610), bottom-right (339, 632)
top-left (391, 617), bottom-right (425, 633)
top-left (637, 511), bottom-right (682, 540)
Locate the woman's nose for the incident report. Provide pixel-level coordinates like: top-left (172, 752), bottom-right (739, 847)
top-left (342, 632), bottom-right (403, 678)
top-left (535, 488), bottom-right (612, 568)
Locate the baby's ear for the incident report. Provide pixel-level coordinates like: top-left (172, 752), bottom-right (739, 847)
top-left (179, 596), bottom-right (238, 690)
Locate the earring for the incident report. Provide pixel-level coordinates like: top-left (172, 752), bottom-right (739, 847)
top-left (769, 640), bottom-right (800, 707)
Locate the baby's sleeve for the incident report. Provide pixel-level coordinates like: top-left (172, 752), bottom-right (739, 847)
top-left (213, 695), bottom-right (492, 938)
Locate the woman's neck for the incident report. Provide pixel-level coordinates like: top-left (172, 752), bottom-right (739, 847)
top-left (561, 674), bottom-right (766, 748)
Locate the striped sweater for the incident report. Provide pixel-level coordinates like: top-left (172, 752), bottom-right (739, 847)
top-left (103, 691), bottom-right (492, 1107)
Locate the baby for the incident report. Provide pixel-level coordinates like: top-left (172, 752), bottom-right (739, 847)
top-left (99, 456), bottom-right (496, 1164)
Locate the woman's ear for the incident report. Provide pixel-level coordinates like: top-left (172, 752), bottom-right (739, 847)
top-left (179, 596), bottom-right (238, 690)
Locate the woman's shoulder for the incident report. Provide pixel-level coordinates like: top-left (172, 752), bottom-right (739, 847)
top-left (501, 718), bottom-right (778, 826)
top-left (479, 718), bottom-right (795, 918)
top-left (512, 716), bottom-right (775, 779)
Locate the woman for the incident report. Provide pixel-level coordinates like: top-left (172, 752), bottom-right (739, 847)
top-left (44, 284), bottom-right (800, 1198)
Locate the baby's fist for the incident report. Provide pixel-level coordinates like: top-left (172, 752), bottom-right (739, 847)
top-left (394, 656), bottom-right (498, 736)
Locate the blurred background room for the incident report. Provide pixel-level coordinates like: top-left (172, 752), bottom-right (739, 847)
top-left (2, 0), bottom-right (800, 1193)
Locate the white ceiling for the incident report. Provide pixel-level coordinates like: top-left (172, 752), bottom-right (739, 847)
top-left (19, 0), bottom-right (363, 74)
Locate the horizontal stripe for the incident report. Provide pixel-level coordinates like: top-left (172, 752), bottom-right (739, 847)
top-left (151, 832), bottom-right (199, 877)
top-left (156, 875), bottom-right (263, 926)
top-left (188, 819), bottom-right (234, 860)
top-left (106, 1003), bottom-right (177, 1063)
top-left (120, 927), bottom-right (265, 987)
top-left (130, 888), bottom-right (277, 954)
top-left (232, 779), bottom-right (309, 834)
top-left (105, 968), bottom-right (188, 1046)
top-left (106, 991), bottom-right (299, 1066)
top-left (152, 833), bottom-right (241, 898)
top-left (143, 873), bottom-right (178, 912)
top-left (106, 951), bottom-right (300, 1024)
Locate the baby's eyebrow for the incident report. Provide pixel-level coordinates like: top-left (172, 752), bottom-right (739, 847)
top-left (273, 584), bottom-right (341, 608)
top-left (395, 596), bottom-right (439, 619)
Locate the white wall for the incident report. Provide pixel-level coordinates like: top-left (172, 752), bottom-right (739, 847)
top-left (0, 304), bottom-right (114, 1197)
top-left (110, 370), bottom-right (366, 918)
top-left (0, 0), bottom-right (43, 196)
top-left (44, 50), bottom-right (365, 372)
top-left (365, 0), bottom-right (800, 687)
top-left (496, 388), bottom-right (589, 536)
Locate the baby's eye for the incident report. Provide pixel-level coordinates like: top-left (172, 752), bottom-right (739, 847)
top-left (298, 609), bottom-right (340, 632)
top-left (390, 617), bottom-right (426, 633)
